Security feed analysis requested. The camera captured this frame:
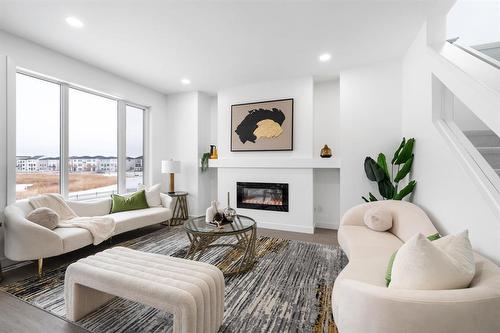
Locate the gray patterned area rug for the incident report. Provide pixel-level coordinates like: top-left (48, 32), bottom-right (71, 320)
top-left (1, 226), bottom-right (348, 333)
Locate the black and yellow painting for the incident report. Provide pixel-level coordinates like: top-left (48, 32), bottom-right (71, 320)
top-left (231, 98), bottom-right (293, 152)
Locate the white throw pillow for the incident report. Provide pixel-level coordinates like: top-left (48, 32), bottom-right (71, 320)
top-left (26, 207), bottom-right (59, 230)
top-left (389, 231), bottom-right (475, 290)
top-left (145, 184), bottom-right (162, 207)
top-left (363, 207), bottom-right (392, 231)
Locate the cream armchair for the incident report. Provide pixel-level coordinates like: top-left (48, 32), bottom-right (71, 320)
top-left (4, 193), bottom-right (174, 275)
top-left (333, 200), bottom-right (500, 333)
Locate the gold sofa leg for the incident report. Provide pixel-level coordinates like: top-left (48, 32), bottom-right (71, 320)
top-left (37, 258), bottom-right (43, 277)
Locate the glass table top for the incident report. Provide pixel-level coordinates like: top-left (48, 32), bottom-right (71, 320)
top-left (184, 215), bottom-right (256, 234)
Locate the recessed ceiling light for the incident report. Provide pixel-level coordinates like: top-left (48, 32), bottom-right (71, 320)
top-left (65, 17), bottom-right (84, 28)
top-left (181, 78), bottom-right (191, 85)
top-left (318, 53), bottom-right (331, 62)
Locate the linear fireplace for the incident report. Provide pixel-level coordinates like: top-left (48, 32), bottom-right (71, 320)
top-left (237, 182), bottom-right (289, 212)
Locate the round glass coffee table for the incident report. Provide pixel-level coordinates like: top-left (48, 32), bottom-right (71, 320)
top-left (184, 215), bottom-right (257, 276)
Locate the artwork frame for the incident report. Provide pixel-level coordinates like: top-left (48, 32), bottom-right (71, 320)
top-left (231, 98), bottom-right (294, 152)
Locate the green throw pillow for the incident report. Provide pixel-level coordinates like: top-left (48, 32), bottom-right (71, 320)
top-left (385, 233), bottom-right (441, 287)
top-left (110, 190), bottom-right (149, 213)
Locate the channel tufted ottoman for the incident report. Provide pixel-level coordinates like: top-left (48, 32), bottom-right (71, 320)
top-left (64, 246), bottom-right (225, 333)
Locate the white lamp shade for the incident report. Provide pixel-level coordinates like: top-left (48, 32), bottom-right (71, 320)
top-left (161, 160), bottom-right (181, 174)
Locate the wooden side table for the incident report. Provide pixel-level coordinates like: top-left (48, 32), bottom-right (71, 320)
top-left (167, 191), bottom-right (189, 226)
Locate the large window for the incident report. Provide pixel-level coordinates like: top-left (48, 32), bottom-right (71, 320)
top-left (15, 71), bottom-right (147, 201)
top-left (16, 73), bottom-right (60, 200)
top-left (126, 105), bottom-right (145, 192)
top-left (68, 88), bottom-right (118, 200)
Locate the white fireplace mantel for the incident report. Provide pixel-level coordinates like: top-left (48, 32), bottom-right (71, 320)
top-left (208, 158), bottom-right (341, 169)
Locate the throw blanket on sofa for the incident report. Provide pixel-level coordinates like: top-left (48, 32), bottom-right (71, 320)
top-left (29, 194), bottom-right (115, 245)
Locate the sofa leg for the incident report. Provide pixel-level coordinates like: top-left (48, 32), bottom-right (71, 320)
top-left (37, 258), bottom-right (43, 277)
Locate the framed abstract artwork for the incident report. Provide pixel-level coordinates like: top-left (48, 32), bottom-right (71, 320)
top-left (231, 98), bottom-right (293, 152)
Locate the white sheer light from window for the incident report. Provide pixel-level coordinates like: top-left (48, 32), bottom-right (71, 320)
top-left (15, 73), bottom-right (60, 200)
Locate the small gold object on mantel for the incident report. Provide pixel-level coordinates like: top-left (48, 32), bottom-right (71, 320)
top-left (209, 145), bottom-right (218, 159)
top-left (320, 144), bottom-right (332, 158)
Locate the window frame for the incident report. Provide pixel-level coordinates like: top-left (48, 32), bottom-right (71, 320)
top-left (14, 68), bottom-right (149, 200)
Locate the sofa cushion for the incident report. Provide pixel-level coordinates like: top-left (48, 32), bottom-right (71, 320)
top-left (145, 184), bottom-right (162, 207)
top-left (364, 207), bottom-right (392, 231)
top-left (111, 190), bottom-right (149, 213)
top-left (390, 232), bottom-right (475, 290)
top-left (111, 207), bottom-right (171, 234)
top-left (385, 232), bottom-right (441, 286)
top-left (26, 207), bottom-right (59, 230)
top-left (53, 227), bottom-right (93, 253)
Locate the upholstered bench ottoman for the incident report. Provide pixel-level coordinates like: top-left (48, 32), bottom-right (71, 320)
top-left (64, 246), bottom-right (224, 333)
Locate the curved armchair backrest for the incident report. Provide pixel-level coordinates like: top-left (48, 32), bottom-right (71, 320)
top-left (341, 200), bottom-right (438, 242)
top-left (8, 199), bottom-right (34, 217)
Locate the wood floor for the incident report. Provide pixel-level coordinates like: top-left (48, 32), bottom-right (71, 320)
top-left (0, 224), bottom-right (338, 333)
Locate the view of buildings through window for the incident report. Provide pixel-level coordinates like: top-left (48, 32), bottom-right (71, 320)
top-left (126, 105), bottom-right (144, 193)
top-left (16, 73), bottom-right (61, 199)
top-left (15, 73), bottom-right (145, 200)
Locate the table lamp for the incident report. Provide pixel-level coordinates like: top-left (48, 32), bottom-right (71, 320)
top-left (161, 159), bottom-right (181, 194)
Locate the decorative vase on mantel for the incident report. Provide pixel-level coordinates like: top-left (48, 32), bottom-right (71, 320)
top-left (320, 144), bottom-right (332, 158)
top-left (223, 192), bottom-right (237, 222)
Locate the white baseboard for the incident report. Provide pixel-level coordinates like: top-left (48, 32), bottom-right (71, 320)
top-left (315, 221), bottom-right (339, 230)
top-left (256, 221), bottom-right (315, 234)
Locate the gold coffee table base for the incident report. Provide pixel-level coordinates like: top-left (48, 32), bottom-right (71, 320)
top-left (184, 216), bottom-right (257, 276)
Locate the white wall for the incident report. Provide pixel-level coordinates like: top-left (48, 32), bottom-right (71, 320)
top-left (402, 24), bottom-right (500, 263)
top-left (217, 77), bottom-right (314, 159)
top-left (0, 31), bottom-right (170, 264)
top-left (313, 80), bottom-right (340, 229)
top-left (164, 91), bottom-right (216, 215)
top-left (164, 92), bottom-right (199, 210)
top-left (0, 56), bottom-right (8, 254)
top-left (197, 94), bottom-right (217, 214)
top-left (216, 77), bottom-right (316, 233)
top-left (339, 61), bottom-right (403, 215)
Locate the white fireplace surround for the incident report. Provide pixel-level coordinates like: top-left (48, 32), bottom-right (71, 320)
top-left (214, 77), bottom-right (340, 233)
top-left (217, 167), bottom-right (315, 233)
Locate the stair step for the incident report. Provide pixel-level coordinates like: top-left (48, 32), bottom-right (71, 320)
top-left (465, 130), bottom-right (500, 147)
top-left (478, 147), bottom-right (500, 168)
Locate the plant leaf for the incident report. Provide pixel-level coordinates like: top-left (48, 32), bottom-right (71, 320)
top-left (391, 138), bottom-right (406, 164)
top-left (378, 178), bottom-right (395, 199)
top-left (368, 192), bottom-right (378, 201)
top-left (362, 196), bottom-right (369, 203)
top-left (394, 180), bottom-right (417, 200)
top-left (377, 153), bottom-right (390, 179)
top-left (364, 157), bottom-right (386, 182)
top-left (394, 138), bottom-right (415, 165)
top-left (394, 155), bottom-right (414, 183)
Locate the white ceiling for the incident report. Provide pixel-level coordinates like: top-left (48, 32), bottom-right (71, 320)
top-left (0, 0), bottom-right (437, 94)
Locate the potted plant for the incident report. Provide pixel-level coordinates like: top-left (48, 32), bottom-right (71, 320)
top-left (362, 137), bottom-right (416, 202)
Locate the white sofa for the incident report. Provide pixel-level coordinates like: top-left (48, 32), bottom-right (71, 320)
top-left (333, 200), bottom-right (500, 333)
top-left (3, 193), bottom-right (174, 269)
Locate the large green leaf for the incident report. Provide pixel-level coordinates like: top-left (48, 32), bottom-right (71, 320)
top-left (394, 155), bottom-right (414, 183)
top-left (394, 180), bottom-right (416, 200)
top-left (364, 157), bottom-right (386, 182)
top-left (377, 153), bottom-right (390, 179)
top-left (391, 138), bottom-right (406, 164)
top-left (394, 138), bottom-right (415, 165)
top-left (378, 178), bottom-right (395, 199)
